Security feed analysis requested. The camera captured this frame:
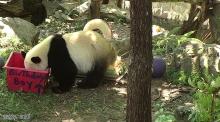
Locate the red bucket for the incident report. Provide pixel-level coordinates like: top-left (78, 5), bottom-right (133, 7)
top-left (4, 52), bottom-right (49, 94)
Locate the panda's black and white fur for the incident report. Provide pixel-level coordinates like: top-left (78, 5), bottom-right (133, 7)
top-left (23, 19), bottom-right (116, 93)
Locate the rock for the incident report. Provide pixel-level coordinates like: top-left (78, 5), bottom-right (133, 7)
top-left (58, 0), bottom-right (78, 12)
top-left (0, 0), bottom-right (47, 25)
top-left (152, 2), bottom-right (191, 21)
top-left (54, 10), bottom-right (74, 21)
top-left (201, 44), bottom-right (220, 75)
top-left (0, 17), bottom-right (39, 46)
top-left (182, 39), bottom-right (205, 56)
top-left (170, 38), bottom-right (220, 75)
top-left (176, 39), bottom-right (204, 74)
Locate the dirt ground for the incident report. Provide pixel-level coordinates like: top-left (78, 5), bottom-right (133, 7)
top-left (35, 82), bottom-right (127, 122)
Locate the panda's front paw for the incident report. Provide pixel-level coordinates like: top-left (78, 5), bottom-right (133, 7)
top-left (77, 83), bottom-right (90, 89)
top-left (51, 87), bottom-right (66, 94)
top-left (77, 80), bottom-right (97, 89)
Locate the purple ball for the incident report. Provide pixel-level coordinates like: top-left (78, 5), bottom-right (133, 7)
top-left (152, 57), bottom-right (166, 78)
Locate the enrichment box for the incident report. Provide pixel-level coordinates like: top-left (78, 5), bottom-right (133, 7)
top-left (4, 52), bottom-right (49, 94)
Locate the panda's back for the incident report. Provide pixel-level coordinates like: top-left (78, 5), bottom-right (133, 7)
top-left (62, 31), bottom-right (112, 73)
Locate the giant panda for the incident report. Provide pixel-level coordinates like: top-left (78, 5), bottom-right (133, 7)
top-left (22, 19), bottom-right (116, 94)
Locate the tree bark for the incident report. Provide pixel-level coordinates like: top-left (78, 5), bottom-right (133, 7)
top-left (209, 1), bottom-right (220, 43)
top-left (126, 0), bottom-right (152, 122)
top-left (178, 0), bottom-right (220, 43)
top-left (179, 4), bottom-right (201, 35)
top-left (116, 0), bottom-right (123, 8)
top-left (102, 0), bottom-right (109, 4)
top-left (90, 0), bottom-right (101, 19)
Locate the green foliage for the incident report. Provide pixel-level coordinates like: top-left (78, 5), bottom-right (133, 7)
top-left (154, 109), bottom-right (176, 122)
top-left (188, 72), bottom-right (204, 88)
top-left (168, 68), bottom-right (220, 93)
top-left (167, 67), bottom-right (220, 122)
top-left (167, 67), bottom-right (203, 86)
top-left (188, 74), bottom-right (220, 122)
top-left (0, 37), bottom-right (31, 62)
top-left (154, 28), bottom-right (220, 122)
top-left (1, 37), bottom-right (31, 50)
top-left (210, 76), bottom-right (220, 89)
top-left (189, 91), bottom-right (212, 122)
top-left (166, 68), bottom-right (188, 85)
top-left (153, 28), bottom-right (194, 56)
top-left (215, 98), bottom-right (220, 121)
top-left (154, 103), bottom-right (176, 122)
top-left (0, 49), bottom-right (12, 60)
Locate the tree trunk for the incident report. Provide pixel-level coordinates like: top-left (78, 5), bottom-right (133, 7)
top-left (102, 0), bottom-right (109, 4)
top-left (209, 1), bottom-right (220, 43)
top-left (179, 4), bottom-right (201, 35)
top-left (90, 0), bottom-right (101, 19)
top-left (179, 0), bottom-right (220, 44)
top-left (126, 0), bottom-right (152, 122)
top-left (116, 0), bottom-right (123, 8)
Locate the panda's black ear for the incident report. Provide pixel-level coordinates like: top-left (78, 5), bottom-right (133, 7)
top-left (31, 57), bottom-right (41, 64)
top-left (21, 51), bottom-right (26, 58)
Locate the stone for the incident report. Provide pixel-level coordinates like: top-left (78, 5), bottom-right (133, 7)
top-left (0, 17), bottom-right (39, 47)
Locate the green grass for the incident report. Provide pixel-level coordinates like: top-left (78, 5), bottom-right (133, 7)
top-left (0, 69), bottom-right (126, 122)
top-left (0, 70), bottom-right (56, 121)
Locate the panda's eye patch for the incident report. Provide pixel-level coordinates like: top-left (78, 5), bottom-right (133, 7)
top-left (31, 56), bottom-right (41, 64)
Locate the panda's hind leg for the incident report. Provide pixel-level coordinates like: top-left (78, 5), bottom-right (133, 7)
top-left (77, 60), bottom-right (107, 89)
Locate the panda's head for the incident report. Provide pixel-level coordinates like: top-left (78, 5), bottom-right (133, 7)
top-left (23, 51), bottom-right (48, 71)
top-left (22, 35), bottom-right (53, 70)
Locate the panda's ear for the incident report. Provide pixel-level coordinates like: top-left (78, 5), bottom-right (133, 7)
top-left (31, 57), bottom-right (41, 64)
top-left (21, 51), bottom-right (26, 58)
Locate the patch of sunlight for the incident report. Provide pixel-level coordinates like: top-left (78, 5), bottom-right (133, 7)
top-left (54, 111), bottom-right (60, 117)
top-left (109, 8), bottom-right (117, 13)
top-left (184, 102), bottom-right (194, 107)
top-left (152, 25), bottom-right (165, 36)
top-left (112, 87), bottom-right (127, 96)
top-left (113, 33), bottom-right (119, 39)
top-left (161, 88), bottom-right (180, 101)
top-left (62, 119), bottom-right (75, 122)
top-left (62, 116), bottom-right (98, 122)
top-left (0, 21), bottom-right (15, 36)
